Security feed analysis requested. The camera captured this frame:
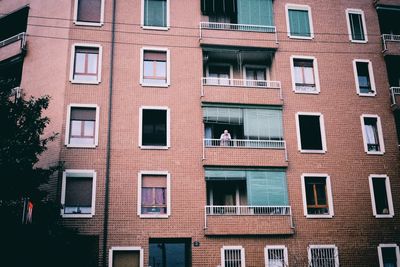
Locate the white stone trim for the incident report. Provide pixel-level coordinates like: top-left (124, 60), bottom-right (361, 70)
top-left (295, 112), bottom-right (327, 153)
top-left (69, 43), bottom-right (103, 84)
top-left (360, 114), bottom-right (385, 155)
top-left (140, 47), bottom-right (170, 87)
top-left (352, 59), bottom-right (376, 96)
top-left (290, 55), bottom-right (321, 94)
top-left (345, 8), bottom-right (368, 43)
top-left (369, 174), bottom-right (394, 218)
top-left (285, 4), bottom-right (314, 39)
top-left (378, 244), bottom-right (400, 267)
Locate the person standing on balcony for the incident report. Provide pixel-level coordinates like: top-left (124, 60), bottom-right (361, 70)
top-left (220, 130), bottom-right (231, 146)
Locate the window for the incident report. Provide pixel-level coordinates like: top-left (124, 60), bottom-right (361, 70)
top-left (361, 115), bottom-right (385, 154)
top-left (206, 64), bottom-right (231, 85)
top-left (139, 107), bottom-right (170, 148)
top-left (137, 171), bottom-right (170, 218)
top-left (70, 44), bottom-right (102, 84)
top-left (74, 0), bottom-right (104, 26)
top-left (65, 104), bottom-right (99, 148)
top-left (378, 244), bottom-right (400, 267)
top-left (346, 9), bottom-right (367, 43)
top-left (308, 245), bottom-right (339, 267)
top-left (265, 246), bottom-right (288, 267)
top-left (291, 56), bottom-right (320, 93)
top-left (369, 175), bottom-right (394, 218)
top-left (301, 174), bottom-right (334, 218)
top-left (142, 0), bottom-right (169, 29)
top-left (296, 112), bottom-right (327, 153)
top-left (149, 238), bottom-right (191, 267)
top-left (109, 247), bottom-right (144, 267)
top-left (140, 48), bottom-right (170, 86)
top-left (244, 65), bottom-right (268, 87)
top-left (353, 60), bottom-right (376, 96)
top-left (286, 4), bottom-right (313, 39)
top-left (221, 246), bottom-right (245, 267)
top-left (61, 170), bottom-right (96, 218)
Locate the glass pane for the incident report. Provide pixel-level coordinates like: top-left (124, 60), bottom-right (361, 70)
top-left (70, 137), bottom-right (95, 145)
top-left (144, 61), bottom-right (154, 77)
top-left (74, 53), bottom-right (86, 73)
top-left (350, 13), bottom-right (365, 40)
top-left (144, 0), bottom-right (167, 27)
top-left (305, 182), bottom-right (315, 205)
top-left (294, 66), bottom-right (303, 83)
top-left (142, 188), bottom-right (153, 205)
top-left (373, 178), bottom-right (389, 214)
top-left (315, 183), bottom-right (327, 205)
top-left (304, 67), bottom-right (315, 84)
top-left (382, 247), bottom-right (397, 265)
top-left (84, 121), bottom-right (95, 137)
top-left (87, 53), bottom-right (98, 74)
top-left (155, 61), bottom-right (166, 77)
top-left (149, 241), bottom-right (188, 267)
top-left (71, 120), bottom-right (82, 136)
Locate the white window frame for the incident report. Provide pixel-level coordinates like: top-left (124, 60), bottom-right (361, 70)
top-left (308, 245), bottom-right (339, 267)
top-left (290, 56), bottom-right (321, 94)
top-left (141, 0), bottom-right (170, 30)
top-left (242, 65), bottom-right (270, 81)
top-left (206, 63), bottom-right (234, 79)
top-left (352, 59), bottom-right (376, 96)
top-left (60, 169), bottom-right (96, 218)
top-left (140, 47), bottom-right (170, 87)
top-left (369, 175), bottom-right (394, 218)
top-left (221, 246), bottom-right (246, 267)
top-left (137, 171), bottom-right (171, 218)
top-left (73, 0), bottom-right (105, 27)
top-left (345, 9), bottom-right (368, 43)
top-left (65, 104), bottom-right (100, 148)
top-left (378, 244), bottom-right (400, 267)
top-left (138, 106), bottom-right (171, 149)
top-left (295, 112), bottom-right (327, 153)
top-left (360, 114), bottom-right (385, 155)
top-left (264, 245), bottom-right (288, 267)
top-left (301, 173), bottom-right (334, 218)
top-left (109, 247), bottom-right (144, 267)
top-left (285, 4), bottom-right (314, 39)
top-left (69, 43), bottom-right (103, 84)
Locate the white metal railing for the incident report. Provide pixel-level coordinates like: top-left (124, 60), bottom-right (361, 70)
top-left (382, 34), bottom-right (400, 52)
top-left (204, 138), bottom-right (285, 149)
top-left (0, 32), bottom-right (27, 49)
top-left (199, 22), bottom-right (278, 43)
top-left (390, 87), bottom-right (400, 105)
top-left (204, 205), bottom-right (294, 229)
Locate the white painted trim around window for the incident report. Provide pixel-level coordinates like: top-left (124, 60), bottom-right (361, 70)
top-left (264, 245), bottom-right (288, 267)
top-left (301, 173), bottom-right (334, 218)
top-left (290, 55), bottom-right (321, 94)
top-left (285, 4), bottom-right (314, 39)
top-left (221, 246), bottom-right (246, 267)
top-left (378, 244), bottom-right (400, 267)
top-left (73, 0), bottom-right (105, 26)
top-left (141, 0), bottom-right (170, 30)
top-left (295, 112), bottom-right (327, 153)
top-left (69, 43), bottom-right (103, 84)
top-left (360, 114), bottom-right (385, 155)
top-left (369, 175), bottom-right (394, 218)
top-left (352, 59), bottom-right (376, 96)
top-left (60, 169), bottom-right (96, 218)
top-left (65, 104), bottom-right (100, 148)
top-left (138, 106), bottom-right (170, 149)
top-left (109, 247), bottom-right (144, 267)
top-left (345, 9), bottom-right (368, 43)
top-left (137, 171), bottom-right (171, 218)
top-left (140, 47), bottom-right (170, 87)
top-left (308, 245), bottom-right (339, 267)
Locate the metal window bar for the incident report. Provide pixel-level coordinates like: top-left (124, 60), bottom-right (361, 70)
top-left (206, 205), bottom-right (291, 216)
top-left (390, 87), bottom-right (400, 106)
top-left (204, 138), bottom-right (285, 149)
top-left (0, 32), bottom-right (27, 49)
top-left (202, 77), bottom-right (281, 89)
top-left (224, 249), bottom-right (242, 267)
top-left (310, 248), bottom-right (337, 267)
top-left (268, 249), bottom-right (286, 267)
top-left (382, 34), bottom-right (400, 52)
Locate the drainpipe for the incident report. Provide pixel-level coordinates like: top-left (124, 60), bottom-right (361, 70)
top-left (102, 0), bottom-right (117, 266)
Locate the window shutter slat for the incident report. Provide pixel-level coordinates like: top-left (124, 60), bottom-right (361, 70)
top-left (71, 107), bottom-right (96, 120)
top-left (65, 177), bottom-right (93, 206)
top-left (142, 175), bottom-right (167, 187)
top-left (144, 51), bottom-right (166, 61)
top-left (77, 0), bottom-right (101, 23)
top-left (237, 0), bottom-right (274, 27)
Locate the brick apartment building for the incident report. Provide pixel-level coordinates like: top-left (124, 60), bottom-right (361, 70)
top-left (1, 0), bottom-right (400, 266)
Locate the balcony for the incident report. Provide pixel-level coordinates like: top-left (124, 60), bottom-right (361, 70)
top-left (204, 205), bottom-right (294, 235)
top-left (200, 22), bottom-right (278, 48)
top-left (202, 138), bottom-right (287, 166)
top-left (382, 34), bottom-right (400, 55)
top-left (390, 87), bottom-right (400, 111)
top-left (0, 32), bottom-right (27, 62)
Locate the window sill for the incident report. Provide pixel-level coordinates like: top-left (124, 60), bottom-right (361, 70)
top-left (66, 144), bottom-right (98, 148)
top-left (306, 214), bottom-right (334, 219)
top-left (139, 214), bottom-right (169, 219)
top-left (61, 213), bottom-right (94, 218)
top-left (74, 21), bottom-right (104, 27)
top-left (374, 214), bottom-right (394, 218)
top-left (140, 83), bottom-right (169, 88)
top-left (366, 151), bottom-right (385, 155)
top-left (350, 39), bottom-right (368, 44)
top-left (288, 35), bottom-right (314, 40)
top-left (140, 145), bottom-right (169, 150)
top-left (299, 149), bottom-right (326, 154)
top-left (142, 25), bottom-right (169, 31)
top-left (70, 79), bottom-right (101, 85)
top-left (294, 90), bottom-right (319, 94)
top-left (358, 92), bottom-right (376, 97)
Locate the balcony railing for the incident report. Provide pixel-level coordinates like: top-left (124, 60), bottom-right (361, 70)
top-left (204, 138), bottom-right (285, 149)
top-left (390, 87), bottom-right (400, 106)
top-left (0, 32), bottom-right (27, 49)
top-left (382, 34), bottom-right (400, 52)
top-left (204, 205), bottom-right (294, 230)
